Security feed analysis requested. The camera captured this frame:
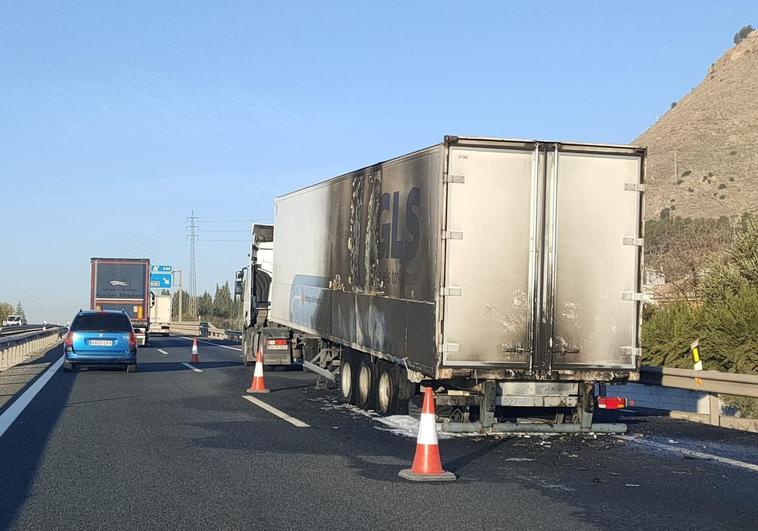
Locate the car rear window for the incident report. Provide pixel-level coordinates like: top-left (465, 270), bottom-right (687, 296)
top-left (71, 314), bottom-right (131, 332)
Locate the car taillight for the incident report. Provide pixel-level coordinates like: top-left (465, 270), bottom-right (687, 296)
top-left (128, 331), bottom-right (137, 347)
top-left (65, 332), bottom-right (74, 347)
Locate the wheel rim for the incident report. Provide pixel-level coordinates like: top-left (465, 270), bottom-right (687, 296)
top-left (358, 364), bottom-right (371, 404)
top-left (340, 361), bottom-right (352, 399)
top-left (378, 371), bottom-right (391, 414)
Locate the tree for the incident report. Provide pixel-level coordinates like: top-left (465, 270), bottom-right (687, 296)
top-left (212, 282), bottom-right (232, 322)
top-left (197, 291), bottom-right (213, 319)
top-left (171, 290), bottom-right (194, 320)
top-left (15, 301), bottom-right (25, 319)
top-left (734, 24), bottom-right (754, 45)
top-left (644, 216), bottom-right (734, 299)
top-left (0, 302), bottom-right (14, 323)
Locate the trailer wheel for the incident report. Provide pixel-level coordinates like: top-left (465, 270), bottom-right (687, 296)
top-left (339, 352), bottom-right (358, 404)
top-left (376, 363), bottom-right (397, 416)
top-left (356, 356), bottom-right (375, 411)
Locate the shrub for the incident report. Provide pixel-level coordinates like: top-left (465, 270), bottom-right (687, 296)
top-left (681, 170), bottom-right (692, 177)
top-left (729, 150), bottom-right (738, 156)
top-left (718, 183), bottom-right (727, 189)
top-left (642, 302), bottom-right (701, 367)
top-left (677, 179), bottom-right (684, 185)
top-left (734, 25), bottom-right (754, 45)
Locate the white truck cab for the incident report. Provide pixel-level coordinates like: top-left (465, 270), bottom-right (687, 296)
top-left (3, 315), bottom-right (26, 326)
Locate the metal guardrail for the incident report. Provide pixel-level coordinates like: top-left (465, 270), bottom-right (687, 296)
top-left (169, 321), bottom-right (240, 342)
top-left (0, 328), bottom-right (63, 371)
top-left (638, 365), bottom-right (758, 432)
top-left (639, 366), bottom-right (758, 398)
top-left (169, 321), bottom-right (209, 337)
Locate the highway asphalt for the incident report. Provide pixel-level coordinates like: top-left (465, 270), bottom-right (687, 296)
top-left (0, 337), bottom-right (756, 530)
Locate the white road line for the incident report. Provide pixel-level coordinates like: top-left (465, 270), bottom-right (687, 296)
top-left (181, 362), bottom-right (203, 373)
top-left (0, 356), bottom-right (64, 439)
top-left (158, 349), bottom-right (168, 355)
top-left (242, 395), bottom-right (310, 428)
top-left (179, 336), bottom-right (242, 352)
top-left (619, 435), bottom-right (758, 473)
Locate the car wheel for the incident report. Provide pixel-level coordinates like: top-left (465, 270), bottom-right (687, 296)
top-left (63, 361), bottom-right (74, 373)
top-left (126, 364), bottom-right (137, 373)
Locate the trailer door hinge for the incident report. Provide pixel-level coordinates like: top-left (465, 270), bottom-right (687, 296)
top-left (623, 237), bottom-right (644, 246)
top-left (443, 287), bottom-right (462, 296)
top-left (621, 292), bottom-right (647, 302)
top-left (620, 346), bottom-right (642, 358)
top-left (444, 173), bottom-right (465, 184)
top-left (624, 183), bottom-right (645, 192)
top-left (442, 343), bottom-right (460, 353)
top-left (443, 231), bottom-right (464, 240)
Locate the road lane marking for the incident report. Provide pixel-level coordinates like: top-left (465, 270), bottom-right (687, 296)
top-left (619, 436), bottom-right (758, 473)
top-left (179, 336), bottom-right (242, 352)
top-left (158, 349), bottom-right (168, 355)
top-left (0, 356), bottom-right (64, 439)
top-left (181, 362), bottom-right (203, 373)
top-left (242, 395), bottom-right (310, 428)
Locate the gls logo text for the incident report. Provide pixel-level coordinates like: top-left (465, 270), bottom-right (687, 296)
top-left (379, 187), bottom-right (421, 260)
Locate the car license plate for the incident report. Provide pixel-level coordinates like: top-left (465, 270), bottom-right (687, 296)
top-left (89, 339), bottom-right (113, 346)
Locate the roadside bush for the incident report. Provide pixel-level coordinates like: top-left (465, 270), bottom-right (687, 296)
top-left (641, 302), bottom-right (700, 368)
top-left (643, 221), bottom-right (758, 416)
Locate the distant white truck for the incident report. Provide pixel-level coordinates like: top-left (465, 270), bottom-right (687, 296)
top-left (149, 293), bottom-right (172, 337)
top-left (2, 315), bottom-right (26, 327)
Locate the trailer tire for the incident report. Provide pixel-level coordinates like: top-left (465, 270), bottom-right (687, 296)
top-left (339, 352), bottom-right (357, 404)
top-left (356, 356), bottom-right (375, 411)
top-left (376, 363), bottom-right (399, 416)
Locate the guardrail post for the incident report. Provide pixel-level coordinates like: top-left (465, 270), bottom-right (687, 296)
top-left (708, 393), bottom-right (721, 426)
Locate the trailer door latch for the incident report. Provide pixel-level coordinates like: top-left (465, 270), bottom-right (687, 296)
top-left (444, 173), bottom-right (465, 184)
top-left (443, 287), bottom-right (462, 296)
top-left (443, 231), bottom-right (464, 240)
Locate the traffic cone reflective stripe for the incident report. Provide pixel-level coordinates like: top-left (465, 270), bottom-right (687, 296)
top-left (190, 338), bottom-right (200, 364)
top-left (247, 348), bottom-right (270, 393)
top-left (399, 387), bottom-right (456, 482)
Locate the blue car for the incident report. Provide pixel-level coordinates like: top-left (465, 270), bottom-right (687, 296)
top-left (63, 310), bottom-right (138, 372)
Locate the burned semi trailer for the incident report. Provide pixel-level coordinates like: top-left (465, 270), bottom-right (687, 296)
top-left (240, 136), bottom-right (645, 432)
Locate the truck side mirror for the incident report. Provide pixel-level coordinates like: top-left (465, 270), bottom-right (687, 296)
top-left (234, 270), bottom-right (244, 296)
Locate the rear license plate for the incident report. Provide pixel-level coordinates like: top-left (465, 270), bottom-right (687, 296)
top-left (89, 339), bottom-right (113, 346)
top-left (267, 340), bottom-right (288, 350)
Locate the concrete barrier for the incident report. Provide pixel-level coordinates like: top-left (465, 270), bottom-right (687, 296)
top-left (0, 329), bottom-right (62, 372)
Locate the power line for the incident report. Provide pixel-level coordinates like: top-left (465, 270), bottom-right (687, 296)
top-left (202, 218), bottom-right (271, 223)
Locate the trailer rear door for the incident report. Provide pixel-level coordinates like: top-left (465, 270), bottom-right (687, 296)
top-left (441, 142), bottom-right (538, 367)
top-left (440, 139), bottom-right (643, 372)
top-left (544, 146), bottom-right (643, 370)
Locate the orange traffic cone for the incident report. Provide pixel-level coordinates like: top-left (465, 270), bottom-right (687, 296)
top-left (246, 347), bottom-right (270, 393)
top-left (399, 387), bottom-right (456, 482)
top-left (190, 338), bottom-right (200, 364)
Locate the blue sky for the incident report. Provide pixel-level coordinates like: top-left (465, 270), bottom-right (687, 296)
top-left (1, 1), bottom-right (755, 323)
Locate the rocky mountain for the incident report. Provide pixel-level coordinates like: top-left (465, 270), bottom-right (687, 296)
top-left (635, 30), bottom-right (758, 220)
